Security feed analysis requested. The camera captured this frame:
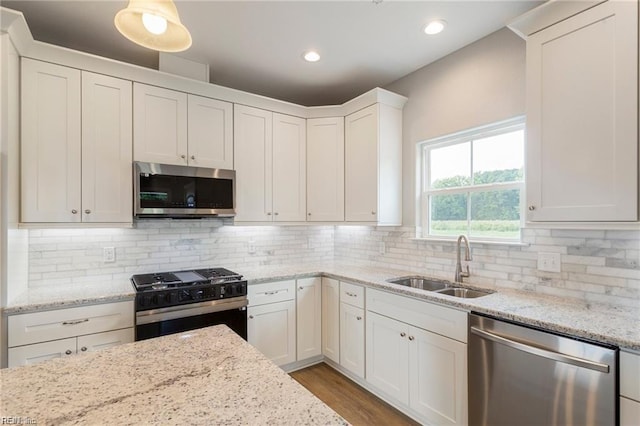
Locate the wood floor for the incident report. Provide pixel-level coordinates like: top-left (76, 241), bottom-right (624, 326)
top-left (290, 363), bottom-right (420, 426)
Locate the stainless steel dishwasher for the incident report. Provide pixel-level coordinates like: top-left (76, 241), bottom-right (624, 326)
top-left (469, 313), bottom-right (618, 426)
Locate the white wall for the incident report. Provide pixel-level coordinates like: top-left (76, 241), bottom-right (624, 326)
top-left (385, 28), bottom-right (526, 226)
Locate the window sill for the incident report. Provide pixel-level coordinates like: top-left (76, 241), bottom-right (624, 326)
top-left (409, 236), bottom-right (529, 247)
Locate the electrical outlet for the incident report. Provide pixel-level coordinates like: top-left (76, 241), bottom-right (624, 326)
top-left (537, 252), bottom-right (561, 273)
top-left (103, 247), bottom-right (115, 263)
top-left (248, 240), bottom-right (256, 255)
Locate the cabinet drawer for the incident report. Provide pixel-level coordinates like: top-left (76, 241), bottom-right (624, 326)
top-left (8, 337), bottom-right (77, 368)
top-left (367, 288), bottom-right (467, 343)
top-left (77, 328), bottom-right (134, 354)
top-left (621, 351), bottom-right (640, 401)
top-left (340, 281), bottom-right (365, 309)
top-left (8, 301), bottom-right (134, 347)
top-left (621, 397), bottom-right (640, 426)
top-left (248, 280), bottom-right (295, 306)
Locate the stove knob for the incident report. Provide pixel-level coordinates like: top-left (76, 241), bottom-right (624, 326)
top-left (225, 284), bottom-right (234, 296)
top-left (138, 297), bottom-right (147, 308)
top-left (165, 293), bottom-right (176, 304)
top-left (151, 294), bottom-right (159, 306)
top-left (191, 289), bottom-right (204, 300)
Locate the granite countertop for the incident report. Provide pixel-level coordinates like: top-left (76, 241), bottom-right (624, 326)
top-left (0, 325), bottom-right (347, 425)
top-left (3, 262), bottom-right (639, 351)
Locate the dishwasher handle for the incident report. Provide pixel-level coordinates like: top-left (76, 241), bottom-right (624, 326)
top-left (470, 326), bottom-right (610, 373)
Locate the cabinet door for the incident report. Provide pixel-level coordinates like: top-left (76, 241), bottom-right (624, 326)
top-left (247, 300), bottom-right (296, 366)
top-left (8, 337), bottom-right (77, 368)
top-left (296, 277), bottom-right (321, 361)
top-left (321, 278), bottom-right (340, 363)
top-left (187, 94), bottom-right (233, 169)
top-left (77, 328), bottom-right (134, 354)
top-left (366, 311), bottom-right (410, 404)
top-left (621, 397), bottom-right (640, 426)
top-left (345, 104), bottom-right (378, 222)
top-left (273, 113), bottom-right (306, 221)
top-left (133, 83), bottom-right (188, 166)
top-left (340, 302), bottom-right (365, 378)
top-left (526, 0), bottom-right (638, 221)
top-left (81, 72), bottom-right (132, 223)
top-left (234, 104), bottom-right (273, 221)
top-left (21, 58), bottom-right (81, 223)
top-left (409, 325), bottom-right (467, 426)
top-left (306, 117), bottom-right (345, 221)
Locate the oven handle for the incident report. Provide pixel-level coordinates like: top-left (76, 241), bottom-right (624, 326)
top-left (136, 297), bottom-right (248, 325)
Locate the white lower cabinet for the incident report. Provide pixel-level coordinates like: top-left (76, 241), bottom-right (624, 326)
top-left (339, 281), bottom-right (365, 379)
top-left (366, 288), bottom-right (467, 426)
top-left (7, 301), bottom-right (135, 368)
top-left (8, 328), bottom-right (134, 367)
top-left (620, 351), bottom-right (640, 426)
top-left (296, 277), bottom-right (322, 361)
top-left (321, 278), bottom-right (340, 363)
top-left (247, 280), bottom-right (297, 366)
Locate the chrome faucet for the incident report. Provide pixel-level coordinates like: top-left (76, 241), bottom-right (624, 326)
top-left (454, 235), bottom-right (472, 283)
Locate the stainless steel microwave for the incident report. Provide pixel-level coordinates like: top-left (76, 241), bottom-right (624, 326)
top-left (133, 162), bottom-right (235, 218)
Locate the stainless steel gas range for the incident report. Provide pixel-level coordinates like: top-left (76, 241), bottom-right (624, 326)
top-left (131, 268), bottom-right (248, 341)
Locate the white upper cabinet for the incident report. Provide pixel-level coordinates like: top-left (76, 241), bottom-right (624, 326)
top-left (234, 105), bottom-right (307, 222)
top-left (21, 59), bottom-right (132, 224)
top-left (133, 83), bottom-right (188, 166)
top-left (21, 58), bottom-right (82, 223)
top-left (234, 104), bottom-right (273, 222)
top-left (523, 0), bottom-right (638, 222)
top-left (345, 103), bottom-right (402, 225)
top-left (273, 113), bottom-right (307, 222)
top-left (307, 117), bottom-right (345, 222)
top-left (81, 72), bottom-right (132, 223)
top-left (187, 94), bottom-right (233, 169)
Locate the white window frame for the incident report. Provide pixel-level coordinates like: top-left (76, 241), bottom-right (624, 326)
top-left (415, 116), bottom-right (526, 242)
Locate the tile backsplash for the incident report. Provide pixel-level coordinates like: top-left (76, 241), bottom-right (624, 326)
top-left (27, 222), bottom-right (639, 308)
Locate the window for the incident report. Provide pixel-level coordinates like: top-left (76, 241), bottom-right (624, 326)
top-left (417, 118), bottom-right (525, 242)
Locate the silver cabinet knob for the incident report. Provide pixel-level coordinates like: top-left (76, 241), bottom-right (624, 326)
top-left (400, 332), bottom-right (406, 337)
top-left (267, 212), bottom-right (272, 216)
top-left (274, 212), bottom-right (279, 216)
top-left (84, 209), bottom-right (91, 214)
top-left (356, 316), bottom-right (362, 321)
top-left (65, 349), bottom-right (72, 355)
top-left (71, 209), bottom-right (78, 214)
top-left (371, 211), bottom-right (376, 215)
top-left (181, 154), bottom-right (186, 159)
top-left (249, 315), bottom-right (254, 319)
top-left (408, 336), bottom-right (415, 341)
top-left (80, 347), bottom-right (87, 352)
top-left (191, 155), bottom-right (195, 160)
top-left (528, 205), bottom-right (536, 211)
top-left (308, 213), bottom-right (311, 216)
top-left (299, 286), bottom-right (304, 290)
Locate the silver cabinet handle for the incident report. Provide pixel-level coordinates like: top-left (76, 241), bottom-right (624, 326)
top-left (528, 205), bottom-right (536, 211)
top-left (249, 315), bottom-right (254, 319)
top-left (470, 327), bottom-right (609, 373)
top-left (80, 347), bottom-right (87, 352)
top-left (65, 350), bottom-right (72, 355)
top-left (346, 292), bottom-right (357, 297)
top-left (408, 336), bottom-right (415, 341)
top-left (84, 209), bottom-right (91, 214)
top-left (400, 332), bottom-right (406, 337)
top-left (191, 155), bottom-right (195, 160)
top-left (356, 316), bottom-right (362, 321)
top-left (62, 319), bottom-right (89, 325)
top-left (264, 290), bottom-right (282, 296)
top-left (71, 209), bottom-right (78, 214)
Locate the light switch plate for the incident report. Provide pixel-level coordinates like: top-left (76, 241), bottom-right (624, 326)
top-left (538, 252), bottom-right (561, 273)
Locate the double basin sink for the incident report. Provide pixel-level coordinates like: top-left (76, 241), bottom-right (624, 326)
top-left (386, 276), bottom-right (494, 299)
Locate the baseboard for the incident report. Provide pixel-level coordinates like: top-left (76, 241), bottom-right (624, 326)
top-left (280, 355), bottom-right (324, 373)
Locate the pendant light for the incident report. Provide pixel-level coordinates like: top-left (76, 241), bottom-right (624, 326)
top-left (115, 0), bottom-right (192, 52)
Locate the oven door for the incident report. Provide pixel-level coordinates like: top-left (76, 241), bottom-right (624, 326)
top-left (135, 297), bottom-right (248, 341)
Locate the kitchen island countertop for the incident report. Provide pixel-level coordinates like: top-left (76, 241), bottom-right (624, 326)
top-left (0, 325), bottom-right (347, 425)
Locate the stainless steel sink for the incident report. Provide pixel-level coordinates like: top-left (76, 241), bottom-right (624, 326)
top-left (435, 287), bottom-right (493, 298)
top-left (387, 276), bottom-right (494, 298)
top-left (387, 276), bottom-right (450, 291)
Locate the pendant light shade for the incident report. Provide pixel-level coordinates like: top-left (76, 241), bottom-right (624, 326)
top-left (115, 0), bottom-right (192, 52)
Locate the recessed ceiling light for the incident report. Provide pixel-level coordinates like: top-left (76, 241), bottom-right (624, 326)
top-left (303, 50), bottom-right (321, 62)
top-left (424, 20), bottom-right (446, 35)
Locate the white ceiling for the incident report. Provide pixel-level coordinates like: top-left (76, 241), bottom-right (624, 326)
top-left (2, 0), bottom-right (541, 106)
